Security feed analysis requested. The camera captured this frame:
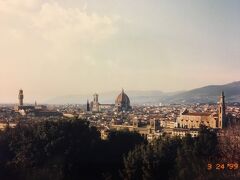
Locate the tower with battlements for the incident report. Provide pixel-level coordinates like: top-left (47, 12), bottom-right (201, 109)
top-left (18, 89), bottom-right (24, 106)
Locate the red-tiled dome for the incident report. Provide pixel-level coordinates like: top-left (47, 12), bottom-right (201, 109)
top-left (115, 89), bottom-right (130, 104)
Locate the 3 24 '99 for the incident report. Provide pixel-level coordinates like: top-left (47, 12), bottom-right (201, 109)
top-left (207, 163), bottom-right (239, 170)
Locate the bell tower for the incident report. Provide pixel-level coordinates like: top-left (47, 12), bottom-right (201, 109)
top-left (18, 89), bottom-right (24, 106)
top-left (93, 94), bottom-right (98, 103)
top-left (218, 91), bottom-right (226, 128)
top-left (92, 93), bottom-right (99, 112)
top-left (86, 100), bottom-right (90, 112)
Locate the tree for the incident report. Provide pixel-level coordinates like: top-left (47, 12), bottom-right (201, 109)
top-left (218, 123), bottom-right (240, 178)
top-left (194, 125), bottom-right (219, 159)
top-left (175, 125), bottom-right (221, 180)
top-left (121, 137), bottom-right (181, 180)
top-left (0, 119), bottom-right (146, 180)
top-left (0, 119), bottom-right (101, 180)
top-left (101, 130), bottom-right (146, 180)
top-left (121, 126), bottom-right (221, 180)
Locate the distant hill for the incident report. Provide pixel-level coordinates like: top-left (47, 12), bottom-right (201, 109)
top-left (46, 91), bottom-right (167, 105)
top-left (45, 81), bottom-right (240, 105)
top-left (163, 81), bottom-right (240, 104)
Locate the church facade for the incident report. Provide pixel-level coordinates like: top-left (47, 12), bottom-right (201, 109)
top-left (177, 92), bottom-right (226, 129)
top-left (89, 89), bottom-right (132, 112)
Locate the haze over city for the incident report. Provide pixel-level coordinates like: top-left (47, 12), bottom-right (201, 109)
top-left (1, 2), bottom-right (240, 179)
top-left (0, 0), bottom-right (240, 103)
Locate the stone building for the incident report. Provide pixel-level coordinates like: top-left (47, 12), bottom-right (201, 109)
top-left (90, 93), bottom-right (114, 112)
top-left (18, 89), bottom-right (24, 106)
top-left (110, 118), bottom-right (161, 141)
top-left (89, 89), bottom-right (132, 112)
top-left (177, 92), bottom-right (226, 129)
top-left (14, 89), bottom-right (62, 117)
top-left (91, 94), bottom-right (100, 112)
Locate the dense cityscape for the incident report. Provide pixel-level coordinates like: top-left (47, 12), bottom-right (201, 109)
top-left (1, 89), bottom-right (240, 137)
top-left (1, 0), bottom-right (240, 179)
top-left (0, 88), bottom-right (240, 179)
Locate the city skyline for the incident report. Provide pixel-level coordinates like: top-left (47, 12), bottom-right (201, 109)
top-left (1, 0), bottom-right (240, 102)
top-left (1, 80), bottom-right (239, 104)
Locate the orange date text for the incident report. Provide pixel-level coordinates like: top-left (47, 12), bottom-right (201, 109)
top-left (207, 163), bottom-right (239, 171)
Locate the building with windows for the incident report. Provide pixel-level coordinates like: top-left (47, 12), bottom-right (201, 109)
top-left (89, 89), bottom-right (132, 112)
top-left (14, 89), bottom-right (62, 117)
top-left (177, 92), bottom-right (226, 129)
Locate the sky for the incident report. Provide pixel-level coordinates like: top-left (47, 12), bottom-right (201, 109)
top-left (0, 0), bottom-right (240, 103)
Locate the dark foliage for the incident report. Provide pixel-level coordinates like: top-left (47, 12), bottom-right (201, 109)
top-left (0, 119), bottom-right (145, 180)
top-left (0, 120), bottom-right (238, 180)
top-left (121, 126), bottom-right (225, 180)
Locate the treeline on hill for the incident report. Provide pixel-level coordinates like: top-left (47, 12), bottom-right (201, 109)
top-left (0, 119), bottom-right (239, 180)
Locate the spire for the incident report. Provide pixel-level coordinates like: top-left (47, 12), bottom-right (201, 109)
top-left (218, 91), bottom-right (226, 128)
top-left (87, 99), bottom-right (90, 112)
top-left (219, 91), bottom-right (225, 104)
top-left (221, 91), bottom-right (225, 97)
top-left (122, 88), bottom-right (124, 93)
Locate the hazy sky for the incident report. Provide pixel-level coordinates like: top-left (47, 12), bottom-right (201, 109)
top-left (0, 0), bottom-right (240, 103)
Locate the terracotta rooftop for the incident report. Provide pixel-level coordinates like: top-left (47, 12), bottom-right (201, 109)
top-left (182, 112), bottom-right (211, 116)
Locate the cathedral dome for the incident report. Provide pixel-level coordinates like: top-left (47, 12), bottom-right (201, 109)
top-left (115, 89), bottom-right (130, 104)
top-left (115, 89), bottom-right (131, 111)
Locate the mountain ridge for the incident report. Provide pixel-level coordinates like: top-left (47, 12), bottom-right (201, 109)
top-left (45, 81), bottom-right (240, 104)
